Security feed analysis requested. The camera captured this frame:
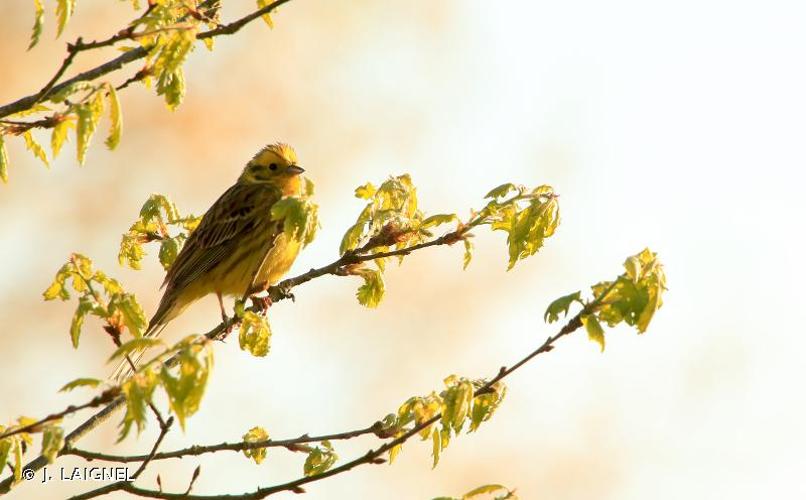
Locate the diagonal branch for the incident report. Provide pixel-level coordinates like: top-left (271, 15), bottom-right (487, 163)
top-left (0, 225), bottom-right (469, 493)
top-left (0, 0), bottom-right (294, 119)
top-left (80, 310), bottom-right (587, 499)
top-left (64, 423), bottom-right (385, 463)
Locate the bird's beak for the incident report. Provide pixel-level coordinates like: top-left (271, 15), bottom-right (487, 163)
top-left (287, 165), bottom-right (305, 175)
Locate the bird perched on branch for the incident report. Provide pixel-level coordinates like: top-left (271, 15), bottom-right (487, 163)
top-left (113, 143), bottom-right (307, 380)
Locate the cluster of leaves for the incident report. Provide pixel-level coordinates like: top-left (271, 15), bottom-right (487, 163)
top-left (43, 253), bottom-right (146, 347)
top-left (0, 81), bottom-right (121, 182)
top-left (2, 0), bottom-right (265, 181)
top-left (270, 176), bottom-right (320, 248)
top-left (385, 376), bottom-right (506, 467)
top-left (111, 334), bottom-right (214, 440)
top-left (544, 247), bottom-right (667, 351)
top-left (433, 484), bottom-right (518, 500)
top-left (241, 426), bottom-right (338, 477)
top-left (119, 193), bottom-right (202, 271)
top-left (0, 418), bottom-right (63, 484)
top-left (340, 177), bottom-right (560, 308)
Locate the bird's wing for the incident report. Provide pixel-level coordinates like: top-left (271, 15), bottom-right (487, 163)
top-left (162, 183), bottom-right (282, 295)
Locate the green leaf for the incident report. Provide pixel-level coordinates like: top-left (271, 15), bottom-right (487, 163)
top-left (354, 182), bottom-right (376, 199)
top-left (469, 381), bottom-right (506, 432)
top-left (431, 427), bottom-right (441, 468)
top-left (460, 238), bottom-right (473, 270)
top-left (543, 291), bottom-right (582, 323)
top-left (256, 0), bottom-right (274, 28)
top-left (238, 311), bottom-right (271, 357)
top-left (51, 118), bottom-right (72, 158)
top-left (108, 337), bottom-right (165, 363)
top-left (158, 238), bottom-right (180, 270)
top-left (110, 293), bottom-right (148, 338)
top-left (339, 221), bottom-right (365, 255)
top-left (0, 135), bottom-right (9, 183)
top-left (242, 426), bottom-right (269, 464)
top-left (118, 369), bottom-right (158, 442)
top-left (0, 436), bottom-right (11, 476)
top-left (270, 196), bottom-right (319, 245)
top-left (304, 441), bottom-right (338, 477)
top-left (582, 315), bottom-right (605, 352)
top-left (105, 84), bottom-right (122, 149)
top-left (43, 262), bottom-right (71, 301)
top-left (70, 296), bottom-right (95, 348)
top-left (75, 92), bottom-right (104, 165)
top-left (23, 130), bottom-right (49, 168)
top-left (28, 0), bottom-right (44, 50)
top-left (421, 213), bottom-right (458, 229)
top-left (356, 268), bottom-right (385, 308)
top-left (41, 426), bottom-right (64, 464)
top-left (59, 377), bottom-right (103, 392)
top-left (140, 193), bottom-right (179, 223)
top-left (485, 183), bottom-right (517, 200)
top-left (160, 339), bottom-right (212, 429)
top-left (55, 0), bottom-right (75, 37)
top-left (462, 484), bottom-right (511, 499)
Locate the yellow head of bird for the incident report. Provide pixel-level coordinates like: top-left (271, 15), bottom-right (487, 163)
top-left (239, 143), bottom-right (305, 194)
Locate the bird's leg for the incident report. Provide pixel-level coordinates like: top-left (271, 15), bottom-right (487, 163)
top-left (217, 291), bottom-right (234, 341)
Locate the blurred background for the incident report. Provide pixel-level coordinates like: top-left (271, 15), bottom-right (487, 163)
top-left (1, 0), bottom-right (804, 498)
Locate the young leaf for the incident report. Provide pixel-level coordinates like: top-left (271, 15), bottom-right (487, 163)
top-left (29, 0), bottom-right (44, 50)
top-left (158, 238), bottom-right (180, 270)
top-left (582, 315), bottom-right (605, 352)
top-left (354, 182), bottom-right (376, 199)
top-left (421, 213), bottom-right (458, 229)
top-left (118, 369), bottom-right (158, 441)
top-left (239, 312), bottom-right (271, 357)
top-left (256, 0), bottom-right (275, 28)
top-left (70, 296), bottom-right (95, 348)
top-left (109, 293), bottom-right (147, 338)
top-left (51, 118), bottom-right (72, 158)
top-left (304, 441), bottom-right (338, 477)
top-left (485, 183), bottom-right (517, 200)
top-left (108, 337), bottom-right (165, 363)
top-left (462, 236), bottom-right (473, 269)
top-left (160, 340), bottom-right (212, 429)
top-left (0, 135), bottom-right (9, 183)
top-left (41, 426), bottom-right (64, 464)
top-left (105, 84), bottom-right (122, 150)
top-left (23, 130), bottom-right (49, 168)
top-left (544, 291), bottom-right (582, 323)
top-left (59, 378), bottom-right (103, 392)
top-left (55, 0), bottom-right (75, 37)
top-left (242, 426), bottom-right (269, 464)
top-left (356, 268), bottom-right (385, 308)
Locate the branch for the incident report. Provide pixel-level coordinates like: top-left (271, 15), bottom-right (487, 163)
top-left (0, 0), bottom-right (294, 119)
top-left (80, 310), bottom-right (588, 499)
top-left (69, 412), bottom-right (174, 500)
top-left (0, 388), bottom-right (119, 442)
top-left (64, 423), bottom-right (385, 463)
top-left (0, 226), bottom-right (467, 493)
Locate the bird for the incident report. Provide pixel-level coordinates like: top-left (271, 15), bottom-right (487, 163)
top-left (112, 142), bottom-right (307, 380)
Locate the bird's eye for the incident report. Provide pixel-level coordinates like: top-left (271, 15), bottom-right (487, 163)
top-left (269, 163), bottom-right (278, 171)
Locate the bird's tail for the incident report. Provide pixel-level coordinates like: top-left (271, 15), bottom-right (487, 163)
top-left (109, 297), bottom-right (175, 383)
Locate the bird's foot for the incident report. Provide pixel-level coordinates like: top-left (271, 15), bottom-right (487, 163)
top-left (250, 294), bottom-right (272, 315)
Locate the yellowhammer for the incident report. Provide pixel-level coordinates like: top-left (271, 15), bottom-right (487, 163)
top-left (113, 142), bottom-right (306, 379)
